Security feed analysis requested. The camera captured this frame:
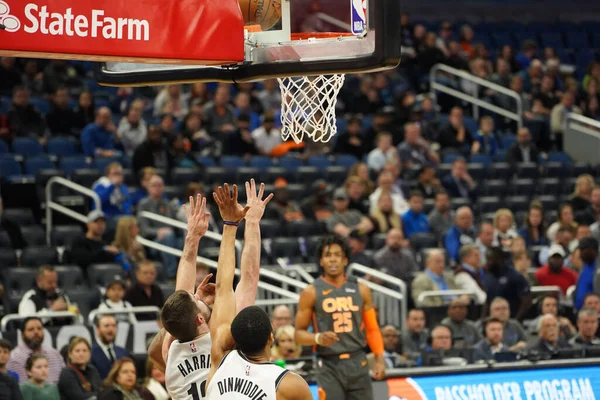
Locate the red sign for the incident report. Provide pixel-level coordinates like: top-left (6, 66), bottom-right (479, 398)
top-left (0, 0), bottom-right (245, 64)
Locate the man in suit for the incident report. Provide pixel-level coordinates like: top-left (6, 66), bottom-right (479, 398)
top-left (527, 314), bottom-right (571, 356)
top-left (506, 127), bottom-right (540, 169)
top-left (91, 314), bottom-right (130, 379)
top-left (367, 325), bottom-right (404, 370)
top-left (473, 317), bottom-right (508, 362)
top-left (411, 249), bottom-right (457, 306)
top-left (442, 157), bottom-right (478, 202)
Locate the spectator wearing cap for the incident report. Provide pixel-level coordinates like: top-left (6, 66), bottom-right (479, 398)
top-left (442, 158), bottom-right (478, 203)
top-left (0, 339), bottom-right (19, 382)
top-left (269, 178), bottom-right (305, 222)
top-left (415, 165), bottom-right (441, 199)
top-left (333, 117), bottom-right (368, 160)
top-left (402, 191), bottom-right (430, 239)
top-left (19, 266), bottom-right (73, 326)
top-left (454, 244), bottom-right (487, 305)
top-left (7, 317), bottom-right (65, 383)
top-left (367, 132), bottom-right (399, 173)
top-left (574, 237), bottom-right (600, 309)
top-left (348, 230), bottom-right (376, 269)
top-left (325, 188), bottom-right (374, 238)
top-left (300, 180), bottom-right (333, 221)
top-left (70, 211), bottom-right (120, 270)
top-left (535, 244), bottom-right (579, 296)
top-left (81, 107), bottom-right (121, 158)
top-left (539, 226), bottom-right (574, 266)
top-left (251, 112), bottom-right (282, 156)
top-left (98, 280), bottom-right (137, 325)
top-left (397, 123), bottom-right (439, 171)
top-left (374, 228), bottom-right (418, 283)
top-left (444, 206), bottom-right (476, 264)
top-left (428, 191), bottom-right (454, 243)
top-left (472, 116), bottom-right (500, 157)
top-left (92, 163), bottom-right (132, 218)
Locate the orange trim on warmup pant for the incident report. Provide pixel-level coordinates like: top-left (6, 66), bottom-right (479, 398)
top-left (318, 387), bottom-right (327, 400)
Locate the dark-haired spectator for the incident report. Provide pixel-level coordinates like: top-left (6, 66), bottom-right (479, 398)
top-left (506, 127), bottom-right (539, 169)
top-left (252, 112), bottom-right (282, 156)
top-left (415, 165), bottom-right (441, 199)
top-left (300, 180), bottom-right (333, 222)
top-left (570, 309), bottom-right (600, 347)
top-left (98, 280), bottom-right (136, 324)
top-left (20, 60), bottom-right (43, 97)
top-left (142, 359), bottom-right (169, 400)
top-left (236, 82), bottom-right (264, 114)
top-left (233, 92), bottom-right (260, 131)
top-left (269, 178), bottom-right (305, 222)
top-left (516, 40), bottom-right (538, 70)
top-left (158, 114), bottom-right (176, 139)
top-left (547, 203), bottom-right (578, 242)
top-left (333, 117), bottom-right (367, 160)
top-left (92, 163), bottom-right (132, 218)
top-left (0, 57), bottom-right (22, 95)
top-left (20, 354), bottom-right (60, 400)
top-left (531, 296), bottom-right (574, 340)
top-left (483, 247), bottom-right (532, 321)
top-left (367, 325), bottom-right (403, 369)
top-left (222, 114), bottom-right (258, 157)
top-left (513, 251), bottom-right (537, 286)
top-left (202, 85), bottom-right (236, 134)
top-left (348, 230), bottom-right (376, 269)
top-left (367, 132), bottom-right (399, 172)
top-left (46, 88), bottom-right (79, 136)
top-left (490, 59), bottom-right (513, 88)
top-left (256, 79), bottom-right (281, 113)
top-left (438, 107), bottom-right (473, 152)
top-left (180, 112), bottom-right (211, 152)
top-left (535, 245), bottom-right (578, 296)
top-left (519, 202), bottom-right (549, 247)
top-left (476, 221), bottom-right (494, 265)
top-left (428, 191), bottom-right (454, 242)
top-left (91, 315), bottom-right (130, 380)
top-left (446, 41), bottom-right (469, 71)
top-left (118, 107), bottom-right (147, 157)
top-left (412, 249), bottom-right (457, 307)
top-left (73, 91), bottom-right (95, 130)
top-left (550, 91), bottom-right (582, 150)
top-left (473, 318), bottom-right (508, 362)
top-left (7, 317), bottom-right (65, 383)
top-left (581, 187), bottom-right (600, 227)
top-left (370, 191), bottom-right (403, 234)
top-left (533, 75), bottom-right (559, 113)
top-left (374, 228), bottom-right (418, 282)
top-left (570, 174), bottom-right (596, 214)
top-left (326, 188), bottom-right (373, 238)
top-left (444, 206), bottom-right (476, 263)
top-left (570, 224), bottom-right (592, 254)
top-left (58, 337), bottom-right (102, 400)
top-left (398, 123), bottom-right (439, 171)
top-left (0, 369), bottom-right (21, 400)
top-left (442, 158), bottom-right (478, 202)
top-left (488, 297), bottom-right (528, 351)
top-left (441, 297), bottom-right (481, 347)
top-left (42, 60), bottom-right (81, 95)
top-left (574, 237), bottom-right (600, 310)
top-left (472, 116), bottom-right (500, 156)
top-left (0, 339), bottom-right (18, 382)
top-left (97, 358), bottom-right (151, 400)
top-left (418, 32), bottom-right (446, 73)
top-left (402, 191), bottom-right (430, 238)
top-left (18, 266), bottom-right (72, 326)
top-left (539, 225), bottom-right (574, 266)
top-left (344, 176), bottom-right (370, 215)
top-left (153, 85), bottom-right (188, 120)
top-left (402, 309), bottom-right (428, 358)
top-left (4, 86), bottom-right (47, 143)
top-left (455, 244), bottom-right (486, 305)
top-left (132, 127), bottom-right (174, 176)
top-left (82, 107), bottom-right (120, 157)
top-left (348, 77), bottom-right (383, 115)
top-left (124, 262), bottom-right (165, 321)
top-left (528, 314), bottom-right (572, 354)
top-left (583, 293), bottom-right (600, 315)
top-left (70, 211), bottom-right (119, 269)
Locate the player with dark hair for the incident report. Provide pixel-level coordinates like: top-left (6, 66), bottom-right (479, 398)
top-left (295, 235), bottom-right (386, 400)
top-left (205, 184), bottom-right (312, 400)
top-left (148, 179), bottom-right (271, 399)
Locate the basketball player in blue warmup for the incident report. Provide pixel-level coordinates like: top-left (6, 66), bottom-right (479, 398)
top-left (148, 179), bottom-right (271, 399)
top-left (205, 183), bottom-right (312, 400)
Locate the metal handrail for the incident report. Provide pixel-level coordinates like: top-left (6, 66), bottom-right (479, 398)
top-left (137, 236), bottom-right (303, 299)
top-left (276, 258), bottom-right (315, 284)
top-left (1, 311), bottom-right (78, 331)
top-left (347, 263), bottom-right (407, 332)
top-left (564, 112), bottom-right (600, 165)
top-left (88, 306), bottom-right (161, 325)
top-left (45, 176), bottom-right (102, 244)
top-left (416, 289), bottom-right (475, 305)
top-left (429, 63), bottom-right (523, 129)
top-left (531, 285), bottom-right (563, 301)
top-left (566, 112), bottom-right (600, 131)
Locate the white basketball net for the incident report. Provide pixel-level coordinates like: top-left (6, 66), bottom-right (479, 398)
top-left (277, 74), bottom-right (345, 144)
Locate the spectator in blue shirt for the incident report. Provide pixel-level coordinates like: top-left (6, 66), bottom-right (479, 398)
top-left (233, 92), bottom-right (261, 131)
top-left (92, 162), bottom-right (132, 218)
top-left (445, 206), bottom-right (476, 264)
top-left (515, 40), bottom-right (537, 71)
top-left (402, 191), bottom-right (430, 238)
top-left (575, 237), bottom-right (600, 309)
top-left (81, 107), bottom-right (121, 157)
top-left (472, 116), bottom-right (500, 157)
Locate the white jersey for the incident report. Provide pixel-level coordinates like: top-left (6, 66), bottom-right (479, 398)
top-left (166, 333), bottom-right (212, 399)
top-left (206, 350), bottom-right (289, 399)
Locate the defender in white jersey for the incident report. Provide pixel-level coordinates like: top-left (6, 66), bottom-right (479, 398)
top-left (148, 181), bottom-right (271, 400)
top-left (206, 185), bottom-right (312, 400)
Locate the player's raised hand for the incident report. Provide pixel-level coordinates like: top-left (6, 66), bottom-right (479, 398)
top-left (195, 273), bottom-right (216, 306)
top-left (316, 331), bottom-right (340, 347)
top-left (184, 194), bottom-right (211, 239)
top-left (213, 183), bottom-right (250, 223)
top-left (244, 179), bottom-right (274, 223)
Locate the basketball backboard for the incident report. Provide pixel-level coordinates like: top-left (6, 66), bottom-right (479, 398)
top-left (93, 0), bottom-right (401, 85)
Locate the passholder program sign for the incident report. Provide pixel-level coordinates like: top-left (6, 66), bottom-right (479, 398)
top-left (0, 0), bottom-right (244, 63)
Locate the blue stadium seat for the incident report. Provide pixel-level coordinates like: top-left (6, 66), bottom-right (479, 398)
top-left (409, 233), bottom-right (438, 253)
top-left (470, 154), bottom-right (492, 167)
top-left (194, 156), bottom-right (216, 167)
top-left (512, 178), bottom-right (536, 197)
top-left (483, 180), bottom-right (508, 198)
top-left (51, 225), bottom-right (84, 246)
top-left (0, 140), bottom-right (8, 155)
top-left (54, 265), bottom-right (86, 290)
top-left (29, 97), bottom-right (51, 115)
top-left (535, 195), bottom-right (558, 214)
top-left (170, 168), bottom-right (202, 186)
top-left (304, 235), bottom-right (324, 262)
top-left (542, 161), bottom-right (568, 178)
top-left (501, 134), bottom-right (517, 149)
top-left (94, 157), bottom-right (120, 172)
top-left (236, 167), bottom-right (260, 184)
top-left (3, 268), bottom-right (37, 295)
top-left (71, 168), bottom-right (101, 187)
top-left (248, 156), bottom-right (274, 169)
top-left (325, 166), bottom-right (348, 185)
top-left (59, 156), bottom-right (88, 174)
top-left (478, 196), bottom-right (502, 214)
top-left (0, 157), bottom-right (22, 178)
top-left (25, 155), bottom-right (54, 175)
top-left (547, 152), bottom-right (572, 166)
top-left (88, 263), bottom-right (124, 287)
top-left (21, 246), bottom-right (58, 266)
top-left (307, 156), bottom-right (333, 170)
top-left (336, 154), bottom-right (359, 168)
top-left (220, 156), bottom-right (245, 168)
top-left (467, 163), bottom-right (487, 181)
top-left (287, 183), bottom-right (308, 199)
top-left (278, 157), bottom-right (304, 171)
top-left (371, 233), bottom-right (387, 250)
top-left (205, 167), bottom-right (234, 185)
top-left (0, 231), bottom-right (11, 248)
top-left (566, 32), bottom-right (590, 49)
top-left (442, 153), bottom-right (461, 164)
top-left (517, 162), bottom-right (539, 179)
top-left (270, 237), bottom-right (303, 263)
top-left (490, 162), bottom-right (512, 180)
top-left (264, 167), bottom-right (289, 183)
top-left (0, 249), bottom-right (18, 267)
top-left (285, 220), bottom-right (322, 237)
top-left (46, 137), bottom-right (78, 157)
top-left (296, 167), bottom-right (321, 184)
top-left (506, 196), bottom-right (530, 212)
top-left (538, 178), bottom-right (561, 195)
top-left (12, 137), bottom-right (44, 157)
top-left (540, 33), bottom-right (564, 49)
top-left (463, 117), bottom-right (479, 135)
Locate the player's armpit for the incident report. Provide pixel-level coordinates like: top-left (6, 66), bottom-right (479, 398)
top-left (207, 324), bottom-right (236, 386)
top-left (148, 328), bottom-right (171, 372)
top-left (277, 372), bottom-right (313, 400)
top-left (294, 285), bottom-right (317, 346)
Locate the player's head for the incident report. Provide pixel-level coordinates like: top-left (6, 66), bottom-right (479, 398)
top-left (160, 290), bottom-right (212, 342)
top-left (317, 235), bottom-right (350, 278)
top-left (230, 306), bottom-right (274, 357)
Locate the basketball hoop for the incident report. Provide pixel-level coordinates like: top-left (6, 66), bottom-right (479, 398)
top-left (277, 32), bottom-right (353, 144)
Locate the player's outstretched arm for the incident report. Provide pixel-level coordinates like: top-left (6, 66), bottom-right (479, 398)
top-left (359, 282), bottom-right (386, 380)
top-left (277, 372), bottom-right (313, 400)
top-left (235, 179), bottom-right (273, 312)
top-left (294, 286), bottom-right (339, 347)
top-left (208, 184), bottom-right (249, 378)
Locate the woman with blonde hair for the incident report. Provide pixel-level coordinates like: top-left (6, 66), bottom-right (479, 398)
top-left (492, 208), bottom-right (519, 251)
top-left (271, 325), bottom-right (302, 361)
top-left (142, 359), bottom-right (168, 400)
top-left (370, 191), bottom-right (402, 233)
top-left (58, 337), bottom-right (102, 400)
top-left (570, 174), bottom-right (596, 213)
top-left (98, 358), bottom-right (151, 400)
top-left (347, 162), bottom-right (375, 195)
top-left (112, 217), bottom-right (146, 266)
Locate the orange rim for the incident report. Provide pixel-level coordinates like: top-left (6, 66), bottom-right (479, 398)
top-left (291, 32), bottom-right (355, 41)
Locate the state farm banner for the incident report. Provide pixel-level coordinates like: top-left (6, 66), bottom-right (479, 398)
top-left (0, 0), bottom-right (244, 64)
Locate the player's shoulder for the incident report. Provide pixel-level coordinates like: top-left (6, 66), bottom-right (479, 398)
top-left (277, 371), bottom-right (312, 400)
top-left (300, 283), bottom-right (317, 297)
